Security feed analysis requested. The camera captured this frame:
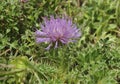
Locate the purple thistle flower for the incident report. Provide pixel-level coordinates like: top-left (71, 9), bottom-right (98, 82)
top-left (35, 16), bottom-right (81, 50)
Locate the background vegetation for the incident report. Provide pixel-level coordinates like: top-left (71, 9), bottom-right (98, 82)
top-left (0, 0), bottom-right (120, 84)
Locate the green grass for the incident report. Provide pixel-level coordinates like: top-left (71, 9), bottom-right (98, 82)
top-left (0, 0), bottom-right (120, 84)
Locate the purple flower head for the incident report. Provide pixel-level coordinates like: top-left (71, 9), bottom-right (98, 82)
top-left (35, 16), bottom-right (81, 50)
